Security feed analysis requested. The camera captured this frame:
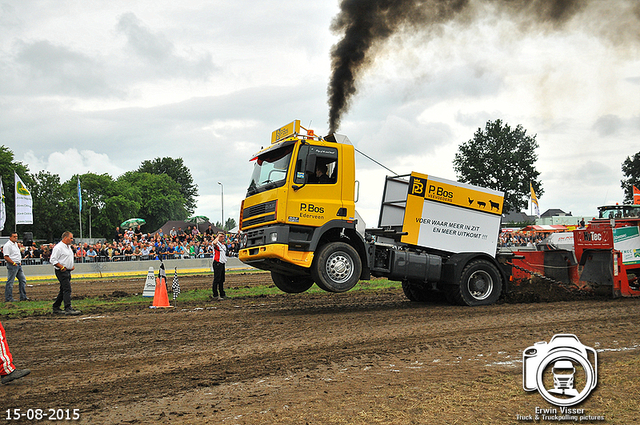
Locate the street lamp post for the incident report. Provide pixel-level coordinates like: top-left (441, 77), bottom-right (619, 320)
top-left (218, 181), bottom-right (224, 230)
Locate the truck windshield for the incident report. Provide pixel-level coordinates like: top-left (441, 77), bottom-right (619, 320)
top-left (247, 144), bottom-right (294, 196)
top-left (598, 205), bottom-right (640, 218)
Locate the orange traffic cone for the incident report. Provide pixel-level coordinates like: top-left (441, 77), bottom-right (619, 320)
top-left (151, 277), bottom-right (172, 308)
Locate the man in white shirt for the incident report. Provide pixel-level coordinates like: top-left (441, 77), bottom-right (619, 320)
top-left (50, 231), bottom-right (80, 316)
top-left (3, 233), bottom-right (28, 302)
top-left (211, 232), bottom-right (228, 300)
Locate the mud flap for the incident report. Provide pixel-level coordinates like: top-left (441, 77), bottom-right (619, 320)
top-left (543, 250), bottom-right (577, 285)
top-left (579, 250), bottom-right (613, 288)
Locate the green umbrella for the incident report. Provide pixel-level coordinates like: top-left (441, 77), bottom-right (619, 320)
top-left (121, 218), bottom-right (146, 229)
top-left (185, 215), bottom-right (209, 224)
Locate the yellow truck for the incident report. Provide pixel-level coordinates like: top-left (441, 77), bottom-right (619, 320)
top-left (239, 120), bottom-right (507, 305)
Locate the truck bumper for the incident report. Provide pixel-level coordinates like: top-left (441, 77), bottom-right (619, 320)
top-left (239, 243), bottom-right (314, 272)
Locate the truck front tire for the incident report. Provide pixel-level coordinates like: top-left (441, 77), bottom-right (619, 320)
top-left (271, 272), bottom-right (314, 293)
top-left (447, 259), bottom-right (502, 306)
top-left (311, 242), bottom-right (362, 293)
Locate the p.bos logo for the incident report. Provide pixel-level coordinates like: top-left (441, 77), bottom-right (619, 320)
top-left (300, 203), bottom-right (324, 214)
top-left (428, 185), bottom-right (454, 199)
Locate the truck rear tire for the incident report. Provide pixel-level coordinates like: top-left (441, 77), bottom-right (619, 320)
top-left (311, 242), bottom-right (361, 293)
top-left (447, 259), bottom-right (502, 306)
top-left (271, 272), bottom-right (314, 293)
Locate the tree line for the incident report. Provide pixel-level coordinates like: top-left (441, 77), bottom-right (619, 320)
top-left (454, 119), bottom-right (640, 214)
top-left (0, 147), bottom-right (198, 241)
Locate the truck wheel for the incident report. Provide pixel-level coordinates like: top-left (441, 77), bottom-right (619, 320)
top-left (271, 272), bottom-right (314, 293)
top-left (448, 259), bottom-right (502, 306)
top-left (311, 242), bottom-right (361, 293)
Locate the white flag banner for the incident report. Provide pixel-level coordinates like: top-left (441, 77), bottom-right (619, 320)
top-left (0, 178), bottom-right (6, 231)
top-left (15, 172), bottom-right (33, 224)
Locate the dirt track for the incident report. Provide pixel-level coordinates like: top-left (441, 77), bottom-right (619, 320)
top-left (1, 273), bottom-right (640, 424)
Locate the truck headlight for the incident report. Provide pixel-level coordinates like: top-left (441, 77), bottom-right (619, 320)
top-left (269, 232), bottom-right (278, 243)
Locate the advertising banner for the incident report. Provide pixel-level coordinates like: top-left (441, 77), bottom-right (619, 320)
top-left (613, 226), bottom-right (640, 265)
top-left (15, 172), bottom-right (33, 225)
top-left (401, 172), bottom-right (504, 255)
top-left (0, 178), bottom-right (5, 231)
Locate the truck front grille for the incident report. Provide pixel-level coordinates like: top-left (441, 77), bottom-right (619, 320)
top-left (242, 200), bottom-right (277, 229)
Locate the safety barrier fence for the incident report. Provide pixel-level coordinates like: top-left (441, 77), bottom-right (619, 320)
top-left (1, 252), bottom-right (239, 267)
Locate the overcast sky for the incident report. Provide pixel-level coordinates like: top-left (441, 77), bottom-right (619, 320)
top-left (1, 0), bottom-right (639, 230)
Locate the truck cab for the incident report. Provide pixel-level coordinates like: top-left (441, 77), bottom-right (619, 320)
top-left (239, 120), bottom-right (367, 293)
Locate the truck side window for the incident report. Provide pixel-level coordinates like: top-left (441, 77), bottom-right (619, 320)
top-left (313, 160), bottom-right (337, 184)
top-left (294, 146), bottom-right (338, 185)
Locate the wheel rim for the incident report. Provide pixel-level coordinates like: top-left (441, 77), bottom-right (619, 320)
top-left (467, 270), bottom-right (493, 300)
top-left (325, 251), bottom-right (353, 284)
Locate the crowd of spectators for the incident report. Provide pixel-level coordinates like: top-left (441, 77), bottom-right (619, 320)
top-left (1, 224), bottom-right (242, 266)
top-left (498, 231), bottom-right (547, 248)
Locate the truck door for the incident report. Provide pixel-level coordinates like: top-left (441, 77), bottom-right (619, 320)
top-left (286, 144), bottom-right (344, 228)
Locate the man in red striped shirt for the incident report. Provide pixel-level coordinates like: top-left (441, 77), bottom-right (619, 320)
top-left (211, 232), bottom-right (228, 300)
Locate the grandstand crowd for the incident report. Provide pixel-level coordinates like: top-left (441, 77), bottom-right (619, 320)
top-left (498, 231), bottom-right (547, 247)
top-left (1, 224), bottom-right (241, 266)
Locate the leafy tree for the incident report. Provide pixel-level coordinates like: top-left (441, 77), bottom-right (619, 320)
top-left (224, 217), bottom-right (237, 231)
top-left (0, 145), bottom-right (33, 236)
top-left (63, 173), bottom-right (140, 240)
top-left (453, 120), bottom-right (543, 214)
top-left (31, 171), bottom-right (73, 241)
top-left (621, 151), bottom-right (640, 204)
top-left (138, 157), bottom-right (198, 214)
top-left (118, 171), bottom-right (188, 232)
top-left (216, 218), bottom-right (237, 231)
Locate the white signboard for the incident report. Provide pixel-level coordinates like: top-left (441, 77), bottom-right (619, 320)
top-left (15, 172), bottom-right (33, 225)
top-left (613, 227), bottom-right (640, 265)
top-left (401, 172), bottom-right (503, 256)
top-left (412, 201), bottom-right (501, 255)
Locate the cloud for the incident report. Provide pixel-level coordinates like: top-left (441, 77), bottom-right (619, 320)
top-left (23, 149), bottom-right (126, 182)
top-left (116, 12), bottom-right (216, 81)
top-left (1, 39), bottom-right (120, 98)
top-left (592, 114), bottom-right (623, 136)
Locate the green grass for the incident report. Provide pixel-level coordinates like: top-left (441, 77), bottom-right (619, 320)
top-left (0, 278), bottom-right (401, 318)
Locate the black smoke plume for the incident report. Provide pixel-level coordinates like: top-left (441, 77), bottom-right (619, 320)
top-left (327, 0), bottom-right (633, 134)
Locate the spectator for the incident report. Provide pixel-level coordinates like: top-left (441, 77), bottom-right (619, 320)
top-left (86, 246), bottom-right (97, 262)
top-left (114, 226), bottom-right (122, 243)
top-left (141, 243), bottom-right (151, 260)
top-left (42, 246), bottom-right (52, 264)
top-left (32, 244), bottom-right (42, 260)
top-left (76, 244), bottom-right (87, 261)
top-left (3, 233), bottom-right (28, 302)
top-left (122, 244), bottom-right (133, 260)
